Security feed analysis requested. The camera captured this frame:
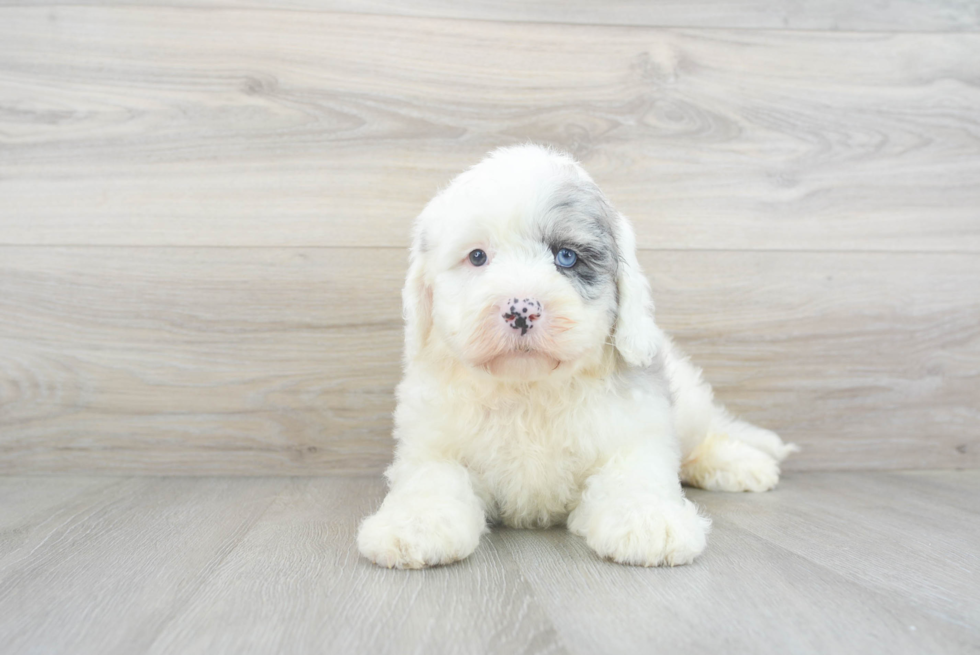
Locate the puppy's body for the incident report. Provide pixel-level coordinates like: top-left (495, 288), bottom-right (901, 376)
top-left (358, 145), bottom-right (796, 569)
top-left (396, 348), bottom-right (671, 530)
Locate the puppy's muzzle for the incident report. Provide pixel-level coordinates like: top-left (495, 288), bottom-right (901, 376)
top-left (501, 298), bottom-right (542, 336)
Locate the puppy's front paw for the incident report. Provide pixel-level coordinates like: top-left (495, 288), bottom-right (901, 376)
top-left (568, 497), bottom-right (710, 567)
top-left (357, 497), bottom-right (486, 569)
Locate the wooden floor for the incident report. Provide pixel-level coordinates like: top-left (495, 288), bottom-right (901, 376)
top-left (0, 470), bottom-right (976, 654)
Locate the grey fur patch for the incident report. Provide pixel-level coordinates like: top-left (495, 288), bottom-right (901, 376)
top-left (540, 181), bottom-right (619, 301)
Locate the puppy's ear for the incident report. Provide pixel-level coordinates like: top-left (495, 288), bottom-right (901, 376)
top-left (402, 229), bottom-right (433, 364)
top-left (612, 213), bottom-right (660, 367)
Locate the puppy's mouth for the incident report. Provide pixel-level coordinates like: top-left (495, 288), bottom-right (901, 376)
top-left (483, 350), bottom-right (560, 379)
top-left (462, 305), bottom-right (569, 379)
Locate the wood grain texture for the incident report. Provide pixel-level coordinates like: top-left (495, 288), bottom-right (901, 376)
top-left (0, 472), bottom-right (977, 654)
top-left (0, 0), bottom-right (976, 32)
top-left (1, 5), bottom-right (978, 476)
top-left (0, 476), bottom-right (117, 536)
top-left (691, 470), bottom-right (980, 631)
top-left (2, 9), bottom-right (979, 251)
top-left (145, 477), bottom-right (564, 655)
top-left (0, 477), bottom-right (288, 654)
top-left (0, 247), bottom-right (403, 475)
top-left (1, 247), bottom-right (977, 474)
top-left (271, 0), bottom-right (980, 32)
top-left (505, 471), bottom-right (980, 654)
top-left (651, 251), bottom-right (980, 471)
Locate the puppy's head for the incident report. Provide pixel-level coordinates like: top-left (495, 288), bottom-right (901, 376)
top-left (404, 145), bottom-right (659, 381)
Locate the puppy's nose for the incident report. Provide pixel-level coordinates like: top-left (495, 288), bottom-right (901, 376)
top-left (501, 298), bottom-right (542, 336)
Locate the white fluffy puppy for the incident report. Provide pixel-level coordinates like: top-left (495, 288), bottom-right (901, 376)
top-left (358, 145), bottom-right (796, 569)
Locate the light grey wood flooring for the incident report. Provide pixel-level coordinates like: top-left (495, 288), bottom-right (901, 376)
top-left (0, 470), bottom-right (977, 654)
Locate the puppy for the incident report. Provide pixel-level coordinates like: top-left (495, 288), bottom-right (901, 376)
top-left (358, 145), bottom-right (797, 569)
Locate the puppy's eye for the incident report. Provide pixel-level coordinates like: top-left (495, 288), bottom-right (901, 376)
top-left (468, 249), bottom-right (488, 267)
top-left (555, 248), bottom-right (578, 268)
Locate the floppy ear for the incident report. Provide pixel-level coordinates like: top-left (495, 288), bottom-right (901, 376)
top-left (612, 213), bottom-right (660, 367)
top-left (402, 229), bottom-right (433, 364)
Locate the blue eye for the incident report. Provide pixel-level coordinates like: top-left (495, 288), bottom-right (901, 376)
top-left (555, 248), bottom-right (578, 268)
top-left (468, 249), bottom-right (488, 266)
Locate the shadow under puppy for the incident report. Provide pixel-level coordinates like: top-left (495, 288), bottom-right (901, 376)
top-left (358, 145), bottom-right (797, 569)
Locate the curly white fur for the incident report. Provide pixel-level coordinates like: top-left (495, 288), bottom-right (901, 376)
top-left (358, 144), bottom-right (797, 569)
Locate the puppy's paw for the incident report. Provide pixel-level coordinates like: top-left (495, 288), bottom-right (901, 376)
top-left (569, 497), bottom-right (710, 567)
top-left (357, 497), bottom-right (486, 569)
top-left (682, 434), bottom-right (781, 492)
top-left (724, 419), bottom-right (799, 462)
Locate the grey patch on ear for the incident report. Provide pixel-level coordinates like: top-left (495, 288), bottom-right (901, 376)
top-left (417, 230), bottom-right (430, 254)
top-left (540, 181), bottom-right (620, 301)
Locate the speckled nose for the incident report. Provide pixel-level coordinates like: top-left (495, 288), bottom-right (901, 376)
top-left (501, 298), bottom-right (542, 336)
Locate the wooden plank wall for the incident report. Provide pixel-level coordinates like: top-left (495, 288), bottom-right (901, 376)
top-left (1, 2), bottom-right (978, 474)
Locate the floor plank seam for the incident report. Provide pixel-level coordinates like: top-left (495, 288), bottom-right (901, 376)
top-left (0, 477), bottom-right (136, 578)
top-left (487, 532), bottom-right (575, 655)
top-left (139, 479), bottom-right (289, 653)
top-left (708, 514), bottom-right (974, 634)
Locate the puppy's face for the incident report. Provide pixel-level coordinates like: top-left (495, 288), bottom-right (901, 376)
top-left (406, 146), bottom-right (657, 381)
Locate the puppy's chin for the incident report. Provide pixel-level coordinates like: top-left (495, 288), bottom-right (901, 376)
top-left (483, 351), bottom-right (560, 381)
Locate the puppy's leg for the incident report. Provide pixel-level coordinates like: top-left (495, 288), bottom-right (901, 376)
top-left (680, 433), bottom-right (782, 493)
top-left (717, 415), bottom-right (798, 462)
top-left (357, 459), bottom-right (487, 569)
top-left (665, 339), bottom-right (797, 492)
top-left (568, 444), bottom-right (711, 567)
